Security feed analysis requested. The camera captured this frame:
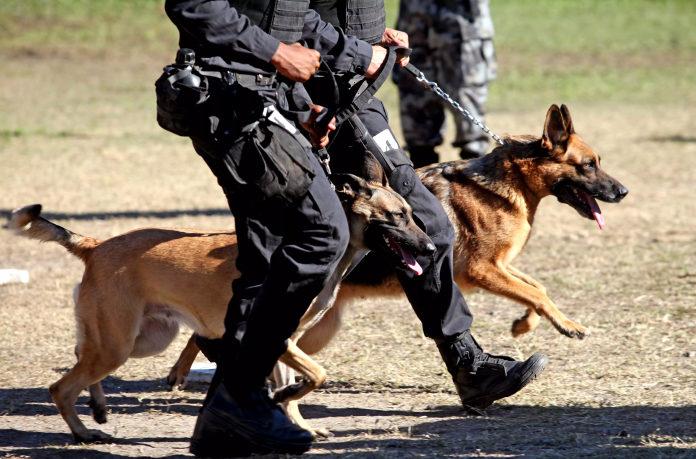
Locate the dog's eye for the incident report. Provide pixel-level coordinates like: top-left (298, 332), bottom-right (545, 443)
top-left (393, 212), bottom-right (404, 220)
top-left (584, 160), bottom-right (596, 170)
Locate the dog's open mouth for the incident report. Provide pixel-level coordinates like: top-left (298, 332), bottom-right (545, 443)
top-left (382, 233), bottom-right (423, 276)
top-left (564, 186), bottom-right (605, 230)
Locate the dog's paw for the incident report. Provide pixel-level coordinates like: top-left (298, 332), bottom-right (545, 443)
top-left (88, 399), bottom-right (108, 424)
top-left (73, 429), bottom-right (114, 444)
top-left (511, 318), bottom-right (538, 338)
top-left (166, 371), bottom-right (188, 391)
top-left (559, 321), bottom-right (591, 339)
top-left (310, 427), bottom-right (333, 439)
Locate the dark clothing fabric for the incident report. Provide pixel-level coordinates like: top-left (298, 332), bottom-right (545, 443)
top-left (165, 0), bottom-right (373, 76)
top-left (310, 0), bottom-right (386, 45)
top-left (327, 97), bottom-right (474, 340)
top-left (165, 0), bottom-right (359, 394)
top-left (194, 140), bottom-right (350, 389)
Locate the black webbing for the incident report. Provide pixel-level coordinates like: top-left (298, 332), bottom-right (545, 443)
top-left (334, 46), bottom-right (406, 126)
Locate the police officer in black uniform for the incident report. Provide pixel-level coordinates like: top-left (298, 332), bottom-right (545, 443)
top-left (303, 0), bottom-right (549, 425)
top-left (164, 1), bottom-right (404, 457)
top-left (164, 0), bottom-right (547, 456)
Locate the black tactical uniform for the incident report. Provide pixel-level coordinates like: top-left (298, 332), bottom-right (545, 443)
top-left (164, 0), bottom-right (377, 456)
top-left (303, 0), bottom-right (548, 419)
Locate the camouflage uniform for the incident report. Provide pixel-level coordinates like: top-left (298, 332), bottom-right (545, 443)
top-left (393, 0), bottom-right (497, 166)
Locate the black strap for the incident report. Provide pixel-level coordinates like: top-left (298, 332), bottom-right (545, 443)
top-left (274, 55), bottom-right (337, 126)
top-left (334, 46), bottom-right (405, 126)
top-left (400, 61), bottom-right (422, 80)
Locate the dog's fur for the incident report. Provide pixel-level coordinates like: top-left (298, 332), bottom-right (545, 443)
top-left (168, 104), bottom-right (627, 435)
top-left (11, 104), bottom-right (627, 440)
top-left (9, 153), bottom-right (433, 443)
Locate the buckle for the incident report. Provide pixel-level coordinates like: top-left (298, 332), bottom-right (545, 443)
top-left (255, 74), bottom-right (276, 86)
top-left (470, 360), bottom-right (508, 377)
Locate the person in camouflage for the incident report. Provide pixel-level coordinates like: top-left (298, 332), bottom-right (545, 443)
top-left (393, 0), bottom-right (497, 167)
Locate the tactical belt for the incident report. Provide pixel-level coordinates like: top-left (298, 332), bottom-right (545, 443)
top-left (197, 69), bottom-right (277, 88)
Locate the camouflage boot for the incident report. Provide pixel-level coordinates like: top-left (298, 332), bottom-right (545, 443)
top-left (458, 140), bottom-right (488, 160)
top-left (409, 146), bottom-right (440, 168)
top-left (436, 331), bottom-right (548, 409)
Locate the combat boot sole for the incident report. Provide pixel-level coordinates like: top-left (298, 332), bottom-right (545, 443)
top-left (190, 391), bottom-right (312, 457)
top-left (190, 409), bottom-right (271, 458)
top-left (460, 353), bottom-right (548, 409)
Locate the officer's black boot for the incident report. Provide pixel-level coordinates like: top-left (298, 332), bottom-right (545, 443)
top-left (409, 146), bottom-right (440, 168)
top-left (437, 331), bottom-right (548, 409)
top-left (190, 381), bottom-right (313, 458)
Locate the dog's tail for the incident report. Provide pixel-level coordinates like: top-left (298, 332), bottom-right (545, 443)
top-left (8, 204), bottom-right (100, 262)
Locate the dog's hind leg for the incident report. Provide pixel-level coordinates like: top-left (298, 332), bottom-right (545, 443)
top-left (53, 287), bottom-right (137, 443)
top-left (167, 334), bottom-right (200, 390)
top-left (50, 350), bottom-right (129, 443)
top-left (88, 382), bottom-right (107, 424)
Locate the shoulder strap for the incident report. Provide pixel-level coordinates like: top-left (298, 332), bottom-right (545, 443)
top-left (334, 46), bottom-right (406, 126)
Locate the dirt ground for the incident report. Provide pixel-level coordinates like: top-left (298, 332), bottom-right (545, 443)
top-left (1, 50), bottom-right (696, 458)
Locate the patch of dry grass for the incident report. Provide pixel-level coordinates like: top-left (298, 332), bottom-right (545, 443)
top-left (1, 48), bottom-right (695, 457)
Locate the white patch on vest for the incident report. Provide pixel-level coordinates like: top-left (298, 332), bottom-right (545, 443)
top-left (373, 129), bottom-right (399, 152)
top-left (267, 108), bottom-right (298, 134)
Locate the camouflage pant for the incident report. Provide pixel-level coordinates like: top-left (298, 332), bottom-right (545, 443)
top-left (394, 36), bottom-right (497, 156)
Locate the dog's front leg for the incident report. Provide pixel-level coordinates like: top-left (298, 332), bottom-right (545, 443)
top-left (272, 340), bottom-right (330, 437)
top-left (506, 266), bottom-right (545, 337)
top-left (472, 263), bottom-right (590, 339)
top-left (167, 334), bottom-right (200, 390)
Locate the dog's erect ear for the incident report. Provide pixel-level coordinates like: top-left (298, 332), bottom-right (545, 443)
top-left (560, 104), bottom-right (575, 135)
top-left (541, 104), bottom-right (570, 151)
top-left (361, 151), bottom-right (388, 187)
top-left (331, 173), bottom-right (374, 202)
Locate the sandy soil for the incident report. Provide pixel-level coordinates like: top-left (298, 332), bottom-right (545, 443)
top-left (1, 54), bottom-right (695, 458)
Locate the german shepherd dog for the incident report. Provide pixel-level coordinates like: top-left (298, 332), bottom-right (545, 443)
top-left (8, 153), bottom-right (434, 443)
top-left (165, 104), bottom-right (628, 435)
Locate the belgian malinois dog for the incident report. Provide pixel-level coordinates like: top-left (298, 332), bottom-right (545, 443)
top-left (9, 153), bottom-right (434, 443)
top-left (166, 103), bottom-right (628, 435)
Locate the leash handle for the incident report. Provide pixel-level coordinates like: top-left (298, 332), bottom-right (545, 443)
top-left (395, 46), bottom-right (412, 58)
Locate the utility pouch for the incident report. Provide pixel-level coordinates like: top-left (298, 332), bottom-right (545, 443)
top-left (221, 120), bottom-right (316, 207)
top-left (155, 65), bottom-right (215, 137)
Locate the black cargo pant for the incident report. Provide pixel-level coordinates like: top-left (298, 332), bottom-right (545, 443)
top-left (330, 97), bottom-right (473, 340)
top-left (193, 139), bottom-right (350, 391)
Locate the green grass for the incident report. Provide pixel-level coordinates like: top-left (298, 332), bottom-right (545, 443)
top-left (1, 0), bottom-right (695, 108)
top-left (0, 0), bottom-right (176, 54)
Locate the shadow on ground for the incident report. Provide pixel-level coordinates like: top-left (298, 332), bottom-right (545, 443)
top-left (2, 381), bottom-right (694, 458)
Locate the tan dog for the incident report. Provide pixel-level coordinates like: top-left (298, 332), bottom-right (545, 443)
top-left (168, 104), bottom-right (628, 434)
top-left (9, 153), bottom-right (434, 443)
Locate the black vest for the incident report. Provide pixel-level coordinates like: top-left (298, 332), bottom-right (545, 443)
top-left (311, 0), bottom-right (386, 45)
top-left (232, 0), bottom-right (385, 45)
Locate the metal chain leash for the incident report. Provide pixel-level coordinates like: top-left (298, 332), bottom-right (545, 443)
top-left (414, 71), bottom-right (505, 146)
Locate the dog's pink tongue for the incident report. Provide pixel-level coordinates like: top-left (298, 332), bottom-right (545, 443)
top-left (401, 248), bottom-right (423, 276)
top-left (387, 235), bottom-right (423, 275)
top-left (579, 190), bottom-right (605, 230)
